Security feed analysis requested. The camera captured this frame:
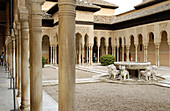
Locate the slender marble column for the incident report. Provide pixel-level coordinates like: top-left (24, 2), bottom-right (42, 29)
top-left (82, 46), bottom-right (84, 65)
top-left (29, 1), bottom-right (44, 111)
top-left (53, 45), bottom-right (55, 64)
top-left (20, 18), bottom-right (30, 110)
top-left (54, 46), bottom-right (56, 64)
top-left (89, 46), bottom-right (93, 65)
top-left (122, 46), bottom-right (124, 62)
top-left (79, 46), bottom-right (81, 64)
top-left (86, 46), bottom-right (89, 65)
top-left (50, 46), bottom-right (52, 64)
top-left (97, 46), bottom-right (100, 63)
top-left (135, 45), bottom-right (138, 62)
top-left (106, 45), bottom-right (108, 55)
top-left (156, 45), bottom-right (160, 66)
top-left (11, 35), bottom-right (16, 79)
top-left (15, 28), bottom-right (18, 89)
top-left (17, 22), bottom-right (21, 97)
top-left (126, 46), bottom-right (130, 62)
top-left (144, 45), bottom-right (148, 62)
top-left (112, 46), bottom-right (116, 57)
top-left (117, 46), bottom-right (119, 62)
top-left (58, 0), bottom-right (76, 110)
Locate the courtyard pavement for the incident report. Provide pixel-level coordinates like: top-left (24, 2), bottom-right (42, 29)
top-left (0, 66), bottom-right (14, 111)
top-left (43, 64), bottom-right (170, 88)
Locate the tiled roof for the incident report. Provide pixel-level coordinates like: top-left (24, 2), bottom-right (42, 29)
top-left (76, 0), bottom-right (100, 9)
top-left (83, 0), bottom-right (118, 8)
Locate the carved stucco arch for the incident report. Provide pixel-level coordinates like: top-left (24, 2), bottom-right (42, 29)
top-left (159, 30), bottom-right (169, 45)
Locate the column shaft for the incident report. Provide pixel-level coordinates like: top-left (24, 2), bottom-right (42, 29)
top-left (89, 46), bottom-right (93, 65)
top-left (135, 45), bottom-right (138, 62)
top-left (30, 2), bottom-right (43, 111)
top-left (122, 46), bottom-right (124, 62)
top-left (50, 46), bottom-right (52, 64)
top-left (79, 46), bottom-right (81, 64)
top-left (82, 47), bottom-right (84, 65)
top-left (20, 21), bottom-right (29, 110)
top-left (58, 0), bottom-right (76, 110)
top-left (17, 23), bottom-right (21, 97)
top-left (106, 46), bottom-right (108, 55)
top-left (117, 46), bottom-right (119, 62)
top-left (126, 46), bottom-right (130, 62)
top-left (97, 46), bottom-right (100, 63)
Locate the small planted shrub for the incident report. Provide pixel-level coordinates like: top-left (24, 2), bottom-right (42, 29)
top-left (100, 54), bottom-right (116, 66)
top-left (42, 56), bottom-right (46, 68)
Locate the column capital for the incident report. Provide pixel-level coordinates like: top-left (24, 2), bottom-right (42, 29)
top-left (28, 0), bottom-right (45, 5)
top-left (58, 0), bottom-right (76, 17)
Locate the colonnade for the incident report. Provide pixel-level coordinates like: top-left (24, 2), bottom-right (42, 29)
top-left (114, 31), bottom-right (170, 66)
top-left (4, 0), bottom-right (76, 110)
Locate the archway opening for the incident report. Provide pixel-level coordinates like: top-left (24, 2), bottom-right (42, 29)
top-left (93, 37), bottom-right (98, 63)
top-left (130, 35), bottom-right (135, 61)
top-left (100, 37), bottom-right (106, 57)
top-left (148, 32), bottom-right (155, 64)
top-left (108, 37), bottom-right (112, 55)
top-left (160, 31), bottom-right (169, 66)
top-left (76, 33), bottom-right (82, 64)
top-left (138, 34), bottom-right (144, 62)
top-left (42, 35), bottom-right (50, 64)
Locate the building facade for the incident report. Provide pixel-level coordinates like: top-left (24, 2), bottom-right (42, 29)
top-left (41, 0), bottom-right (170, 66)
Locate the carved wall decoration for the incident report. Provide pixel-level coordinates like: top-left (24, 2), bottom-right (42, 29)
top-left (159, 22), bottom-right (168, 31)
top-left (147, 25), bottom-right (154, 33)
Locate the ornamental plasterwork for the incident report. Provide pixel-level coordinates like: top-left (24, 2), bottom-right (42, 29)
top-left (42, 29), bottom-right (51, 37)
top-left (147, 25), bottom-right (154, 33)
top-left (159, 22), bottom-right (168, 31)
top-left (42, 11), bottom-right (52, 19)
top-left (136, 27), bottom-right (143, 34)
top-left (94, 15), bottom-right (114, 24)
top-left (100, 31), bottom-right (106, 38)
top-left (76, 26), bottom-right (90, 36)
top-left (113, 2), bottom-right (170, 24)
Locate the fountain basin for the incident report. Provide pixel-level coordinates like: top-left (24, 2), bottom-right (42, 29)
top-left (114, 62), bottom-right (151, 70)
top-left (114, 62), bottom-right (151, 77)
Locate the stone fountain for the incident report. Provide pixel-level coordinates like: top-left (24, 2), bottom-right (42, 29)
top-left (114, 62), bottom-right (151, 77)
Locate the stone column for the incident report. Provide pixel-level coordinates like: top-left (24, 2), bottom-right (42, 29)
top-left (50, 46), bottom-right (53, 64)
top-left (135, 45), bottom-right (138, 62)
top-left (97, 46), bottom-right (100, 63)
top-left (86, 46), bottom-right (89, 64)
top-left (82, 45), bottom-right (84, 65)
top-left (117, 46), bottom-right (119, 62)
top-left (126, 46), bottom-right (130, 62)
top-left (89, 46), bottom-right (93, 65)
top-left (106, 45), bottom-right (108, 55)
top-left (54, 46), bottom-right (56, 64)
top-left (122, 46), bottom-right (124, 62)
top-left (29, 1), bottom-right (44, 111)
top-left (17, 22), bottom-right (21, 97)
top-left (79, 45), bottom-right (81, 64)
top-left (20, 13), bottom-right (30, 110)
top-left (15, 27), bottom-right (18, 89)
top-left (144, 45), bottom-right (148, 62)
top-left (112, 46), bottom-right (116, 57)
top-left (58, 0), bottom-right (76, 110)
top-left (11, 32), bottom-right (16, 79)
top-left (53, 45), bottom-right (55, 64)
top-left (155, 44), bottom-right (160, 66)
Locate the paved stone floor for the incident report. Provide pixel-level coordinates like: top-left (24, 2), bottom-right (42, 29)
top-left (0, 66), bottom-right (14, 111)
top-left (43, 64), bottom-right (170, 111)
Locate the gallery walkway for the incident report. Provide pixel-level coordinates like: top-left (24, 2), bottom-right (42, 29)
top-left (0, 66), bottom-right (14, 111)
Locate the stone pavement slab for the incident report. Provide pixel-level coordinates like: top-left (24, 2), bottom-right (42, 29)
top-left (0, 66), bottom-right (14, 111)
